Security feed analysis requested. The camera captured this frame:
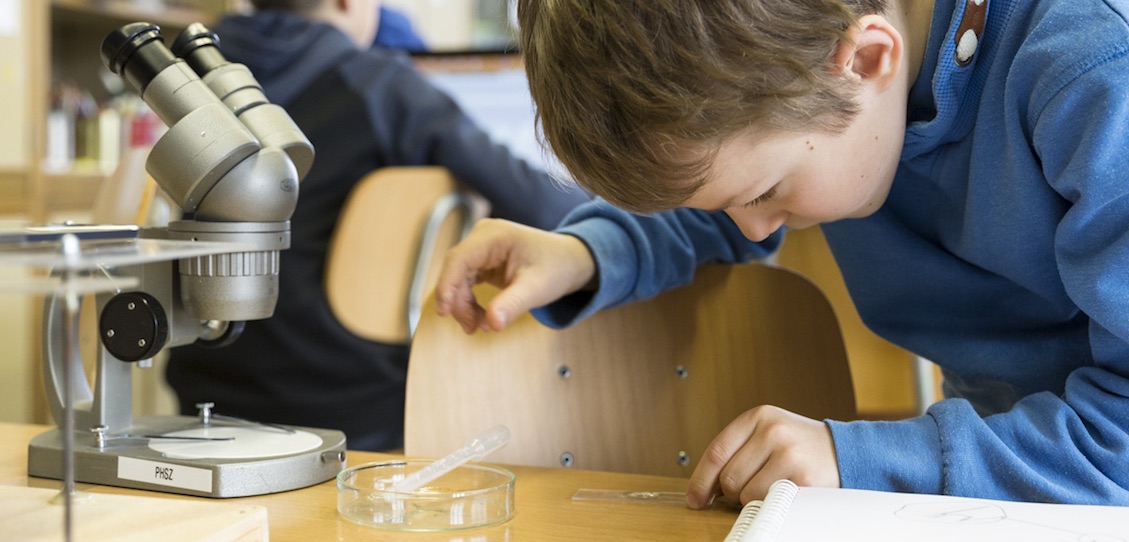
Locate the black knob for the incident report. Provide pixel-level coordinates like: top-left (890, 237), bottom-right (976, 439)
top-left (99, 291), bottom-right (169, 362)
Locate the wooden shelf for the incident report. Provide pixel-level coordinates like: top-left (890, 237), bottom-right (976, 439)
top-left (412, 53), bottom-right (524, 74)
top-left (40, 171), bottom-right (107, 213)
top-left (51, 0), bottom-right (217, 31)
top-left (0, 170), bottom-right (29, 215)
top-left (14, 1), bottom-right (233, 222)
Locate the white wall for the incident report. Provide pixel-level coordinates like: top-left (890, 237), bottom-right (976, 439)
top-left (0, 215), bottom-right (37, 424)
top-left (382, 0), bottom-right (476, 51)
top-left (0, 0), bottom-right (28, 170)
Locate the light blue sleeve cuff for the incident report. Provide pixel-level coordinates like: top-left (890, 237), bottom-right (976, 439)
top-left (532, 217), bottom-right (640, 329)
top-left (827, 414), bottom-right (944, 494)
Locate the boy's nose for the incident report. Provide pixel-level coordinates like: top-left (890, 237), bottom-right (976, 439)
top-left (726, 210), bottom-right (785, 242)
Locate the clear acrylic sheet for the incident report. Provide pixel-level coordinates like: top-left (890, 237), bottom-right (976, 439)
top-left (0, 238), bottom-right (253, 270)
top-left (0, 226), bottom-right (254, 294)
top-left (0, 274), bottom-right (139, 295)
top-left (572, 489), bottom-right (690, 505)
top-left (572, 489), bottom-right (742, 510)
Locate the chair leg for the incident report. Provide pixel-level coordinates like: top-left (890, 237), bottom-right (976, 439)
top-left (912, 355), bottom-right (938, 415)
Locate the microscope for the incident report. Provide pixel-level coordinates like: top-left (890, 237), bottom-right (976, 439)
top-left (24, 22), bottom-right (347, 498)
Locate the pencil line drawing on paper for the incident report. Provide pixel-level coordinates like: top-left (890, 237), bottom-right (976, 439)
top-left (894, 502), bottom-right (1126, 542)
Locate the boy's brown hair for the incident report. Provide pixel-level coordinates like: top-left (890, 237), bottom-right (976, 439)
top-left (518, 0), bottom-right (889, 213)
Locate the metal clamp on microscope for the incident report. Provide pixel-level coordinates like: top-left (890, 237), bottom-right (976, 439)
top-left (27, 22), bottom-right (347, 498)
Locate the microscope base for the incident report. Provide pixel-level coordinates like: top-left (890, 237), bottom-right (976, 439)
top-left (27, 415), bottom-right (347, 498)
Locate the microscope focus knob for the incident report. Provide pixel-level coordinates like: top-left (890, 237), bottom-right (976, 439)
top-left (99, 291), bottom-right (169, 362)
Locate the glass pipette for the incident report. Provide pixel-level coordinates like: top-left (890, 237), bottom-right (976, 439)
top-left (390, 425), bottom-right (511, 493)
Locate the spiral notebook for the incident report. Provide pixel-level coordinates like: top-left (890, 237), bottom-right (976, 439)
top-left (723, 480), bottom-right (1129, 542)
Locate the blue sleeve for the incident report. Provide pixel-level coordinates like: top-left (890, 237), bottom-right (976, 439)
top-left (531, 199), bottom-right (782, 327)
top-left (832, 46), bottom-right (1129, 505)
top-left (372, 7), bottom-right (428, 52)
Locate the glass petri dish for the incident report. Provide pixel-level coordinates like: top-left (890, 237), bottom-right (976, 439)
top-left (337, 459), bottom-right (515, 531)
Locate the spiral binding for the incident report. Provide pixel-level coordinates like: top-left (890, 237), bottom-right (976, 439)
top-left (723, 479), bottom-right (799, 542)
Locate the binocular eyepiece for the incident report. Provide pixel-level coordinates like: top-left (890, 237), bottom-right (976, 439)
top-left (102, 22), bottom-right (230, 95)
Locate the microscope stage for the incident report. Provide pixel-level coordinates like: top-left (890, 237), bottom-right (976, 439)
top-left (27, 415), bottom-right (347, 498)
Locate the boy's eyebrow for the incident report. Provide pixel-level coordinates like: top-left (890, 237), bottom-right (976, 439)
top-left (696, 194), bottom-right (742, 213)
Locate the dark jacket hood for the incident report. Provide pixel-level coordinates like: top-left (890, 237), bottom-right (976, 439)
top-left (213, 11), bottom-right (356, 106)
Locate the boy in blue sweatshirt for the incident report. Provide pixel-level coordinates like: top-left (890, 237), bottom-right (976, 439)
top-left (434, 0), bottom-right (1129, 505)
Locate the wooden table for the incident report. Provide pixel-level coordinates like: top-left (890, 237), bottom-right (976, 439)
top-left (0, 423), bottom-right (740, 541)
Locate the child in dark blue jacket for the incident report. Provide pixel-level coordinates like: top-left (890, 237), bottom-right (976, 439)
top-left (168, 0), bottom-right (589, 451)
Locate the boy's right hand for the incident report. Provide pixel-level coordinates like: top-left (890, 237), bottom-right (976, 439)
top-left (434, 218), bottom-right (597, 334)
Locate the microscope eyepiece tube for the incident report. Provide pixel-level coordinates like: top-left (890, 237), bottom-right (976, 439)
top-left (170, 22), bottom-right (229, 76)
top-left (101, 22), bottom-right (177, 95)
top-left (170, 23), bottom-right (315, 179)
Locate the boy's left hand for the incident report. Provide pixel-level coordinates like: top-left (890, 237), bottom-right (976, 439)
top-left (686, 405), bottom-right (840, 509)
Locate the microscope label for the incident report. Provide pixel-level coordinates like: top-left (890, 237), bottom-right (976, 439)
top-left (118, 456), bottom-right (213, 493)
top-left (155, 466), bottom-right (174, 480)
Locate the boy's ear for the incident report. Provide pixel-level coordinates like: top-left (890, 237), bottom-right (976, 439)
top-left (831, 15), bottom-right (903, 91)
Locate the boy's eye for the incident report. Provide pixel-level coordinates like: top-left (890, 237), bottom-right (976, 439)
top-left (743, 186), bottom-right (778, 208)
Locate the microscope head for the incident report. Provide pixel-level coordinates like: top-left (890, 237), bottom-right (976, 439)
top-left (101, 23), bottom-right (314, 321)
top-left (171, 23), bottom-right (314, 181)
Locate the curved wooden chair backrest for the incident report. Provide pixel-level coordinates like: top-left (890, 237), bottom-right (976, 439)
top-left (404, 262), bottom-right (856, 477)
top-left (325, 166), bottom-right (489, 344)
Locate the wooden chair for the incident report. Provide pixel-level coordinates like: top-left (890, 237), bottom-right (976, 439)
top-left (404, 262), bottom-right (857, 477)
top-left (325, 167), bottom-right (489, 344)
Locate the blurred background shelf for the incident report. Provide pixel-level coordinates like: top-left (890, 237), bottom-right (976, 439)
top-left (7, 1), bottom-right (230, 223)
